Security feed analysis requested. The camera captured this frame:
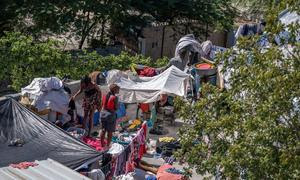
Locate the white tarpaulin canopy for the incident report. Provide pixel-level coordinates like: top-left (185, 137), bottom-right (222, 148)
top-left (115, 66), bottom-right (191, 103)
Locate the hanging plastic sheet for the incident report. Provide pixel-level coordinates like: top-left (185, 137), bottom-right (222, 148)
top-left (116, 66), bottom-right (191, 103)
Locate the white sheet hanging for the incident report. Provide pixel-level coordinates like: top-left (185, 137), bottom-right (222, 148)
top-left (115, 66), bottom-right (191, 103)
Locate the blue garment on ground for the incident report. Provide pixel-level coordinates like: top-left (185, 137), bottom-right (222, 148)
top-left (165, 167), bottom-right (184, 175)
top-left (146, 175), bottom-right (157, 180)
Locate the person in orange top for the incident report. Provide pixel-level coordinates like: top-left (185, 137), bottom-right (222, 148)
top-left (100, 84), bottom-right (120, 147)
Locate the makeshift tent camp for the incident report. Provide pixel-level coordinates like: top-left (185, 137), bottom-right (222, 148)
top-left (0, 98), bottom-right (102, 169)
top-left (116, 66), bottom-right (191, 103)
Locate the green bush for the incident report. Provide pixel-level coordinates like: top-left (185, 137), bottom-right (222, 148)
top-left (0, 32), bottom-right (168, 91)
top-left (0, 32), bottom-right (72, 90)
top-left (175, 2), bottom-right (300, 179)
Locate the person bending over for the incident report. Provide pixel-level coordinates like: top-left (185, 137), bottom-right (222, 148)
top-left (72, 76), bottom-right (102, 136)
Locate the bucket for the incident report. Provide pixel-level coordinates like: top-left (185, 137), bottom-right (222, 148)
top-left (193, 63), bottom-right (217, 76)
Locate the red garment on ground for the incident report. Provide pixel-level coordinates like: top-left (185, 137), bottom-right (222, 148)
top-left (10, 162), bottom-right (38, 169)
top-left (138, 67), bottom-right (156, 77)
top-left (157, 164), bottom-right (185, 180)
top-left (82, 137), bottom-right (104, 151)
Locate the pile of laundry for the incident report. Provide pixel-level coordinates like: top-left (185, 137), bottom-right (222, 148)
top-left (10, 162), bottom-right (38, 169)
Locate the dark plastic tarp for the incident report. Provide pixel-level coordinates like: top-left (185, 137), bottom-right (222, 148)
top-left (0, 98), bottom-right (102, 169)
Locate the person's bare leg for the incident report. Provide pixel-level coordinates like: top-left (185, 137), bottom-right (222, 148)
top-left (83, 110), bottom-right (89, 131)
top-left (107, 132), bottom-right (113, 147)
top-left (100, 129), bottom-right (106, 146)
top-left (88, 108), bottom-right (96, 136)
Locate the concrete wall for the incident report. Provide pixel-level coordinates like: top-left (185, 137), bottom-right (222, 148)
top-left (141, 25), bottom-right (228, 60)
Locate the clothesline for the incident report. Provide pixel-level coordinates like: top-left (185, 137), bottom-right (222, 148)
top-left (102, 122), bottom-right (147, 179)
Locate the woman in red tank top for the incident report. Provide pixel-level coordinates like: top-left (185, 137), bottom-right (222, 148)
top-left (100, 84), bottom-right (120, 148)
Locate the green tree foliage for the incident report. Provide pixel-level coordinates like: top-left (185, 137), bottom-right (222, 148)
top-left (0, 32), bottom-right (72, 90)
top-left (175, 1), bottom-right (300, 179)
top-left (127, 0), bottom-right (236, 39)
top-left (18, 0), bottom-right (114, 49)
top-left (11, 0), bottom-right (236, 49)
top-left (0, 0), bottom-right (24, 35)
top-left (231, 0), bottom-right (294, 20)
top-left (0, 32), bottom-right (168, 91)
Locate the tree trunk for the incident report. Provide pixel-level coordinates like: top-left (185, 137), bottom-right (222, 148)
top-left (160, 26), bottom-right (166, 58)
top-left (205, 23), bottom-right (209, 40)
top-left (79, 12), bottom-right (90, 49)
top-left (185, 25), bottom-right (188, 34)
top-left (100, 18), bottom-right (107, 46)
top-left (79, 35), bottom-right (86, 49)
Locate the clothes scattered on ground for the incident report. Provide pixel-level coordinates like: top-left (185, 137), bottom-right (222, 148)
top-left (159, 137), bottom-right (175, 143)
top-left (82, 137), bottom-right (104, 151)
top-left (163, 156), bottom-right (176, 165)
top-left (10, 162), bottom-right (38, 169)
top-left (165, 167), bottom-right (184, 175)
top-left (156, 141), bottom-right (181, 157)
top-left (157, 164), bottom-right (186, 180)
top-left (67, 127), bottom-right (86, 139)
top-left (115, 172), bottom-right (135, 180)
top-left (128, 119), bottom-right (142, 130)
top-left (87, 169), bottom-right (105, 180)
top-left (146, 175), bottom-right (157, 180)
top-left (149, 126), bottom-right (165, 135)
top-left (132, 168), bottom-right (156, 180)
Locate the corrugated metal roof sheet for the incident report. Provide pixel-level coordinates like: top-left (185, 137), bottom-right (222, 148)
top-left (0, 159), bottom-right (91, 180)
